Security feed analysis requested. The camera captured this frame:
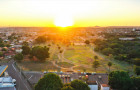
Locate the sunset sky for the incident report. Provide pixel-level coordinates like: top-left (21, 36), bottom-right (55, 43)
top-left (0, 0), bottom-right (140, 27)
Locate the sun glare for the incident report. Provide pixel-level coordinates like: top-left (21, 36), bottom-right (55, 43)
top-left (54, 15), bottom-right (73, 27)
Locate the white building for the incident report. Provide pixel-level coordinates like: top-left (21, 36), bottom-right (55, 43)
top-left (15, 49), bottom-right (22, 53)
top-left (119, 37), bottom-right (135, 41)
top-left (87, 81), bottom-right (98, 90)
top-left (0, 77), bottom-right (16, 90)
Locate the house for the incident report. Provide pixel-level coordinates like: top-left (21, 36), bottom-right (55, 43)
top-left (13, 45), bottom-right (22, 48)
top-left (87, 73), bottom-right (110, 90)
top-left (4, 51), bottom-right (15, 59)
top-left (15, 49), bottom-right (22, 53)
top-left (87, 81), bottom-right (98, 90)
top-left (101, 84), bottom-right (110, 90)
top-left (88, 73), bottom-right (108, 84)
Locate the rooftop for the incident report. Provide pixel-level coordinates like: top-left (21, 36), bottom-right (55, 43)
top-left (88, 73), bottom-right (108, 85)
top-left (101, 84), bottom-right (109, 87)
top-left (0, 77), bottom-right (12, 83)
top-left (87, 81), bottom-right (97, 85)
top-left (0, 77), bottom-right (15, 90)
top-left (0, 87), bottom-right (16, 90)
top-left (0, 65), bottom-right (8, 77)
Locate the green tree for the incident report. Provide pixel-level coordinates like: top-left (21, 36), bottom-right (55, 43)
top-left (22, 41), bottom-right (29, 46)
top-left (134, 65), bottom-right (140, 75)
top-left (30, 46), bottom-right (49, 61)
top-left (61, 86), bottom-right (74, 90)
top-left (14, 53), bottom-right (23, 62)
top-left (0, 52), bottom-right (3, 57)
top-left (35, 36), bottom-right (47, 44)
top-left (71, 80), bottom-right (90, 90)
top-left (60, 50), bottom-right (63, 53)
top-left (108, 71), bottom-right (133, 90)
top-left (22, 46), bottom-right (30, 55)
top-left (35, 73), bottom-right (63, 90)
top-left (131, 76), bottom-right (140, 90)
top-left (2, 48), bottom-right (7, 51)
top-left (102, 48), bottom-right (114, 56)
top-left (58, 46), bottom-right (61, 49)
top-left (92, 60), bottom-right (100, 72)
top-left (84, 40), bottom-right (90, 45)
top-left (94, 55), bottom-right (98, 60)
top-left (108, 62), bottom-right (112, 72)
top-left (0, 38), bottom-right (3, 43)
top-left (6, 44), bottom-right (11, 47)
top-left (0, 43), bottom-right (5, 47)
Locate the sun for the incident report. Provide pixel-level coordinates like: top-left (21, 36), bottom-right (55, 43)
top-left (54, 15), bottom-right (73, 27)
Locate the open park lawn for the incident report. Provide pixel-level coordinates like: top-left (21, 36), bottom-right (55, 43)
top-left (64, 45), bottom-right (95, 65)
top-left (64, 45), bottom-right (133, 73)
top-left (19, 44), bottom-right (133, 73)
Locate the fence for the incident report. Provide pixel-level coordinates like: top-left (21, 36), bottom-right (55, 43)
top-left (14, 62), bottom-right (34, 90)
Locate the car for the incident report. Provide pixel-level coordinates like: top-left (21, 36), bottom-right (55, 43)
top-left (12, 79), bottom-right (16, 86)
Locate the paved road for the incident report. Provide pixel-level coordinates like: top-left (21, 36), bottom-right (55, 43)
top-left (5, 60), bottom-right (32, 90)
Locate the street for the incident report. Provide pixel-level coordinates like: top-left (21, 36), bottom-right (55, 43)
top-left (4, 60), bottom-right (32, 90)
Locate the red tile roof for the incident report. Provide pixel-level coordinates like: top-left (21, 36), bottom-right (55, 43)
top-left (101, 84), bottom-right (109, 87)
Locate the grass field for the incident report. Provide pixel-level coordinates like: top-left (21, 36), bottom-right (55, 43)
top-left (19, 43), bottom-right (134, 73)
top-left (64, 45), bottom-right (95, 65)
top-left (64, 45), bottom-right (133, 73)
top-left (18, 61), bottom-right (60, 71)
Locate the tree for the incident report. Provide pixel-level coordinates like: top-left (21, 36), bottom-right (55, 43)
top-left (58, 46), bottom-right (61, 49)
top-left (102, 48), bottom-right (114, 56)
top-left (35, 36), bottom-right (47, 44)
top-left (0, 43), bottom-right (5, 47)
top-left (14, 53), bottom-right (23, 62)
top-left (131, 76), bottom-right (140, 90)
top-left (108, 71), bottom-right (133, 90)
top-left (60, 50), bottom-right (63, 53)
top-left (2, 48), bottom-right (7, 51)
top-left (61, 86), bottom-right (74, 90)
top-left (22, 46), bottom-right (30, 55)
top-left (70, 80), bottom-right (90, 90)
top-left (134, 65), bottom-right (140, 75)
top-left (0, 52), bottom-right (3, 57)
top-left (30, 46), bottom-right (49, 62)
top-left (35, 73), bottom-right (63, 90)
top-left (22, 41), bottom-right (29, 46)
top-left (84, 40), bottom-right (90, 45)
top-left (94, 55), bottom-right (98, 60)
top-left (133, 58), bottom-right (140, 66)
top-left (0, 38), bottom-right (3, 43)
top-left (92, 60), bottom-right (100, 72)
top-left (108, 62), bottom-right (112, 72)
top-left (6, 44), bottom-right (11, 47)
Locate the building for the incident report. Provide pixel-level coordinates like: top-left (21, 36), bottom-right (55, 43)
top-left (119, 37), bottom-right (135, 41)
top-left (0, 77), bottom-right (16, 90)
top-left (0, 65), bottom-right (16, 90)
top-left (87, 73), bottom-right (110, 90)
top-left (101, 84), bottom-right (110, 90)
top-left (15, 49), bottom-right (22, 53)
top-left (87, 81), bottom-right (98, 90)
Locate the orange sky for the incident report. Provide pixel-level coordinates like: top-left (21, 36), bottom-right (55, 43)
top-left (0, 0), bottom-right (140, 27)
